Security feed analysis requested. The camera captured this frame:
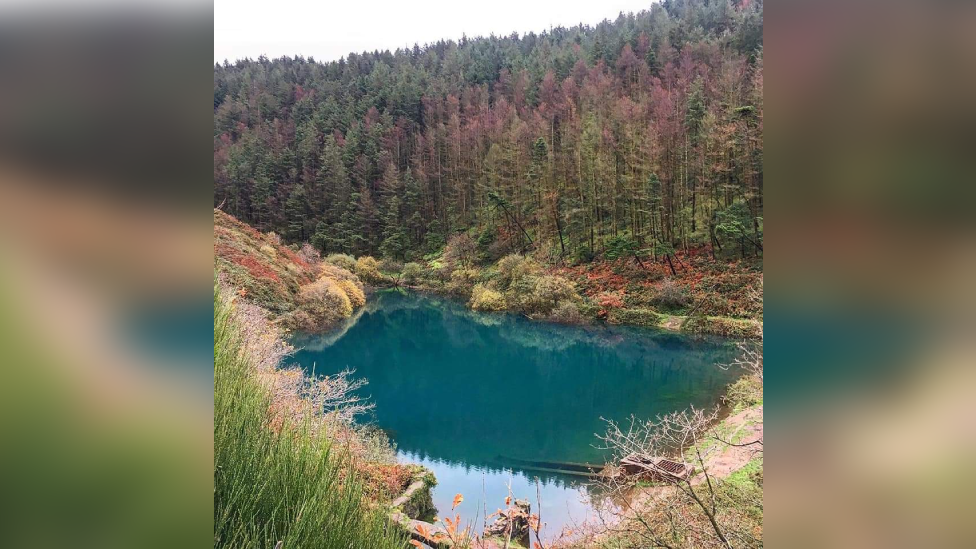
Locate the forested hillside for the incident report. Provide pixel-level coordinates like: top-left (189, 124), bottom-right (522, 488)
top-left (214, 0), bottom-right (763, 264)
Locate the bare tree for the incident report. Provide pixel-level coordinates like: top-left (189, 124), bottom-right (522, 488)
top-left (596, 402), bottom-right (763, 548)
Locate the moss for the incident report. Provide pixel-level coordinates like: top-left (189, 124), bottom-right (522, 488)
top-left (722, 457), bottom-right (764, 522)
top-left (403, 484), bottom-right (436, 522)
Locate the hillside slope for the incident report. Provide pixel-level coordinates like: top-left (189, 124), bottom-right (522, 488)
top-left (214, 209), bottom-right (365, 330)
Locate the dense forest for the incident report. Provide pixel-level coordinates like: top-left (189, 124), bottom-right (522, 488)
top-left (213, 0), bottom-right (763, 264)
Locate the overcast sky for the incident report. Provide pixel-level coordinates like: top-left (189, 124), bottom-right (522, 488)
top-left (215, 0), bottom-right (656, 63)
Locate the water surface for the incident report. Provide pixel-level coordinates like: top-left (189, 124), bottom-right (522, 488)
top-left (291, 290), bottom-right (740, 537)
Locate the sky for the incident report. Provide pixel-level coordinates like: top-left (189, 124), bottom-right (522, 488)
top-left (214, 0), bottom-right (656, 63)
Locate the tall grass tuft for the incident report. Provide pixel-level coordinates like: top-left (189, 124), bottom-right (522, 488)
top-left (214, 282), bottom-right (403, 548)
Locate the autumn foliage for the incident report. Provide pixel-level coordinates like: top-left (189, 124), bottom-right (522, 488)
top-left (215, 209), bottom-right (367, 331)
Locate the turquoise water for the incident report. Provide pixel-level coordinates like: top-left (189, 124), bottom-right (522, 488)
top-left (290, 290), bottom-right (741, 537)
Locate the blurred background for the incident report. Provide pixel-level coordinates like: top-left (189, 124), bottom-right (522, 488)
top-left (766, 0), bottom-right (976, 547)
top-left (0, 0), bottom-right (973, 547)
top-left (0, 2), bottom-right (213, 548)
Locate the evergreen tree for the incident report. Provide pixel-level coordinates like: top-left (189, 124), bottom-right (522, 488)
top-left (284, 184), bottom-right (309, 241)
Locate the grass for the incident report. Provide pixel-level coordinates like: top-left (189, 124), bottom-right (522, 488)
top-left (724, 457), bottom-right (763, 493)
top-left (681, 315), bottom-right (763, 338)
top-left (213, 281), bottom-right (404, 548)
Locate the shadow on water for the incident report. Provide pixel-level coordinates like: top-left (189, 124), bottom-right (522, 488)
top-left (290, 290), bottom-right (742, 534)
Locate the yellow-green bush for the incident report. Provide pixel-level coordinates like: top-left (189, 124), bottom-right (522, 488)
top-left (534, 275), bottom-right (577, 305)
top-left (319, 264), bottom-right (363, 290)
top-left (546, 300), bottom-right (584, 324)
top-left (401, 262), bottom-right (422, 284)
top-left (505, 273), bottom-right (580, 316)
top-left (337, 279), bottom-right (366, 308)
top-left (298, 276), bottom-right (353, 327)
top-left (469, 284), bottom-right (506, 311)
top-left (355, 256), bottom-right (383, 284)
top-left (446, 268), bottom-right (479, 296)
top-left (324, 253), bottom-right (357, 271)
top-left (496, 254), bottom-right (541, 289)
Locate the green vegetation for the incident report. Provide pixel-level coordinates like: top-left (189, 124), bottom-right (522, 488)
top-left (725, 374), bottom-right (764, 413)
top-left (607, 307), bottom-right (663, 327)
top-left (323, 253), bottom-right (357, 272)
top-left (454, 254), bottom-right (586, 322)
top-left (213, 282), bottom-right (404, 549)
top-left (354, 256), bottom-right (383, 284)
top-left (681, 314), bottom-right (763, 338)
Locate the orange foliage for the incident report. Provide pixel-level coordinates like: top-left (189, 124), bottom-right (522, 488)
top-left (235, 254), bottom-right (281, 282)
top-left (353, 461), bottom-right (414, 501)
top-left (280, 245), bottom-right (311, 271)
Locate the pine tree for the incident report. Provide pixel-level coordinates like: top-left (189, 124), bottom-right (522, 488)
top-left (284, 184), bottom-right (309, 241)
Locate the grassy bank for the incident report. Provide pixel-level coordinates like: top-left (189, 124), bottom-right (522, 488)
top-left (345, 244), bottom-right (762, 337)
top-left (213, 281), bottom-right (405, 548)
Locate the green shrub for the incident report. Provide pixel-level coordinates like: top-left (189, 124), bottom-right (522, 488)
top-left (401, 262), bottom-right (423, 284)
top-left (604, 234), bottom-right (639, 260)
top-left (577, 298), bottom-right (601, 319)
top-left (574, 246), bottom-right (595, 264)
top-left (469, 284), bottom-right (507, 311)
top-left (496, 254), bottom-right (541, 290)
top-left (446, 268), bottom-right (479, 296)
top-left (324, 253), bottom-right (357, 272)
top-left (725, 375), bottom-right (763, 412)
top-left (355, 256), bottom-right (383, 284)
top-left (607, 307), bottom-right (663, 327)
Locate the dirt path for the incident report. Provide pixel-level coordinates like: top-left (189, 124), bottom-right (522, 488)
top-left (700, 405), bottom-right (763, 480)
